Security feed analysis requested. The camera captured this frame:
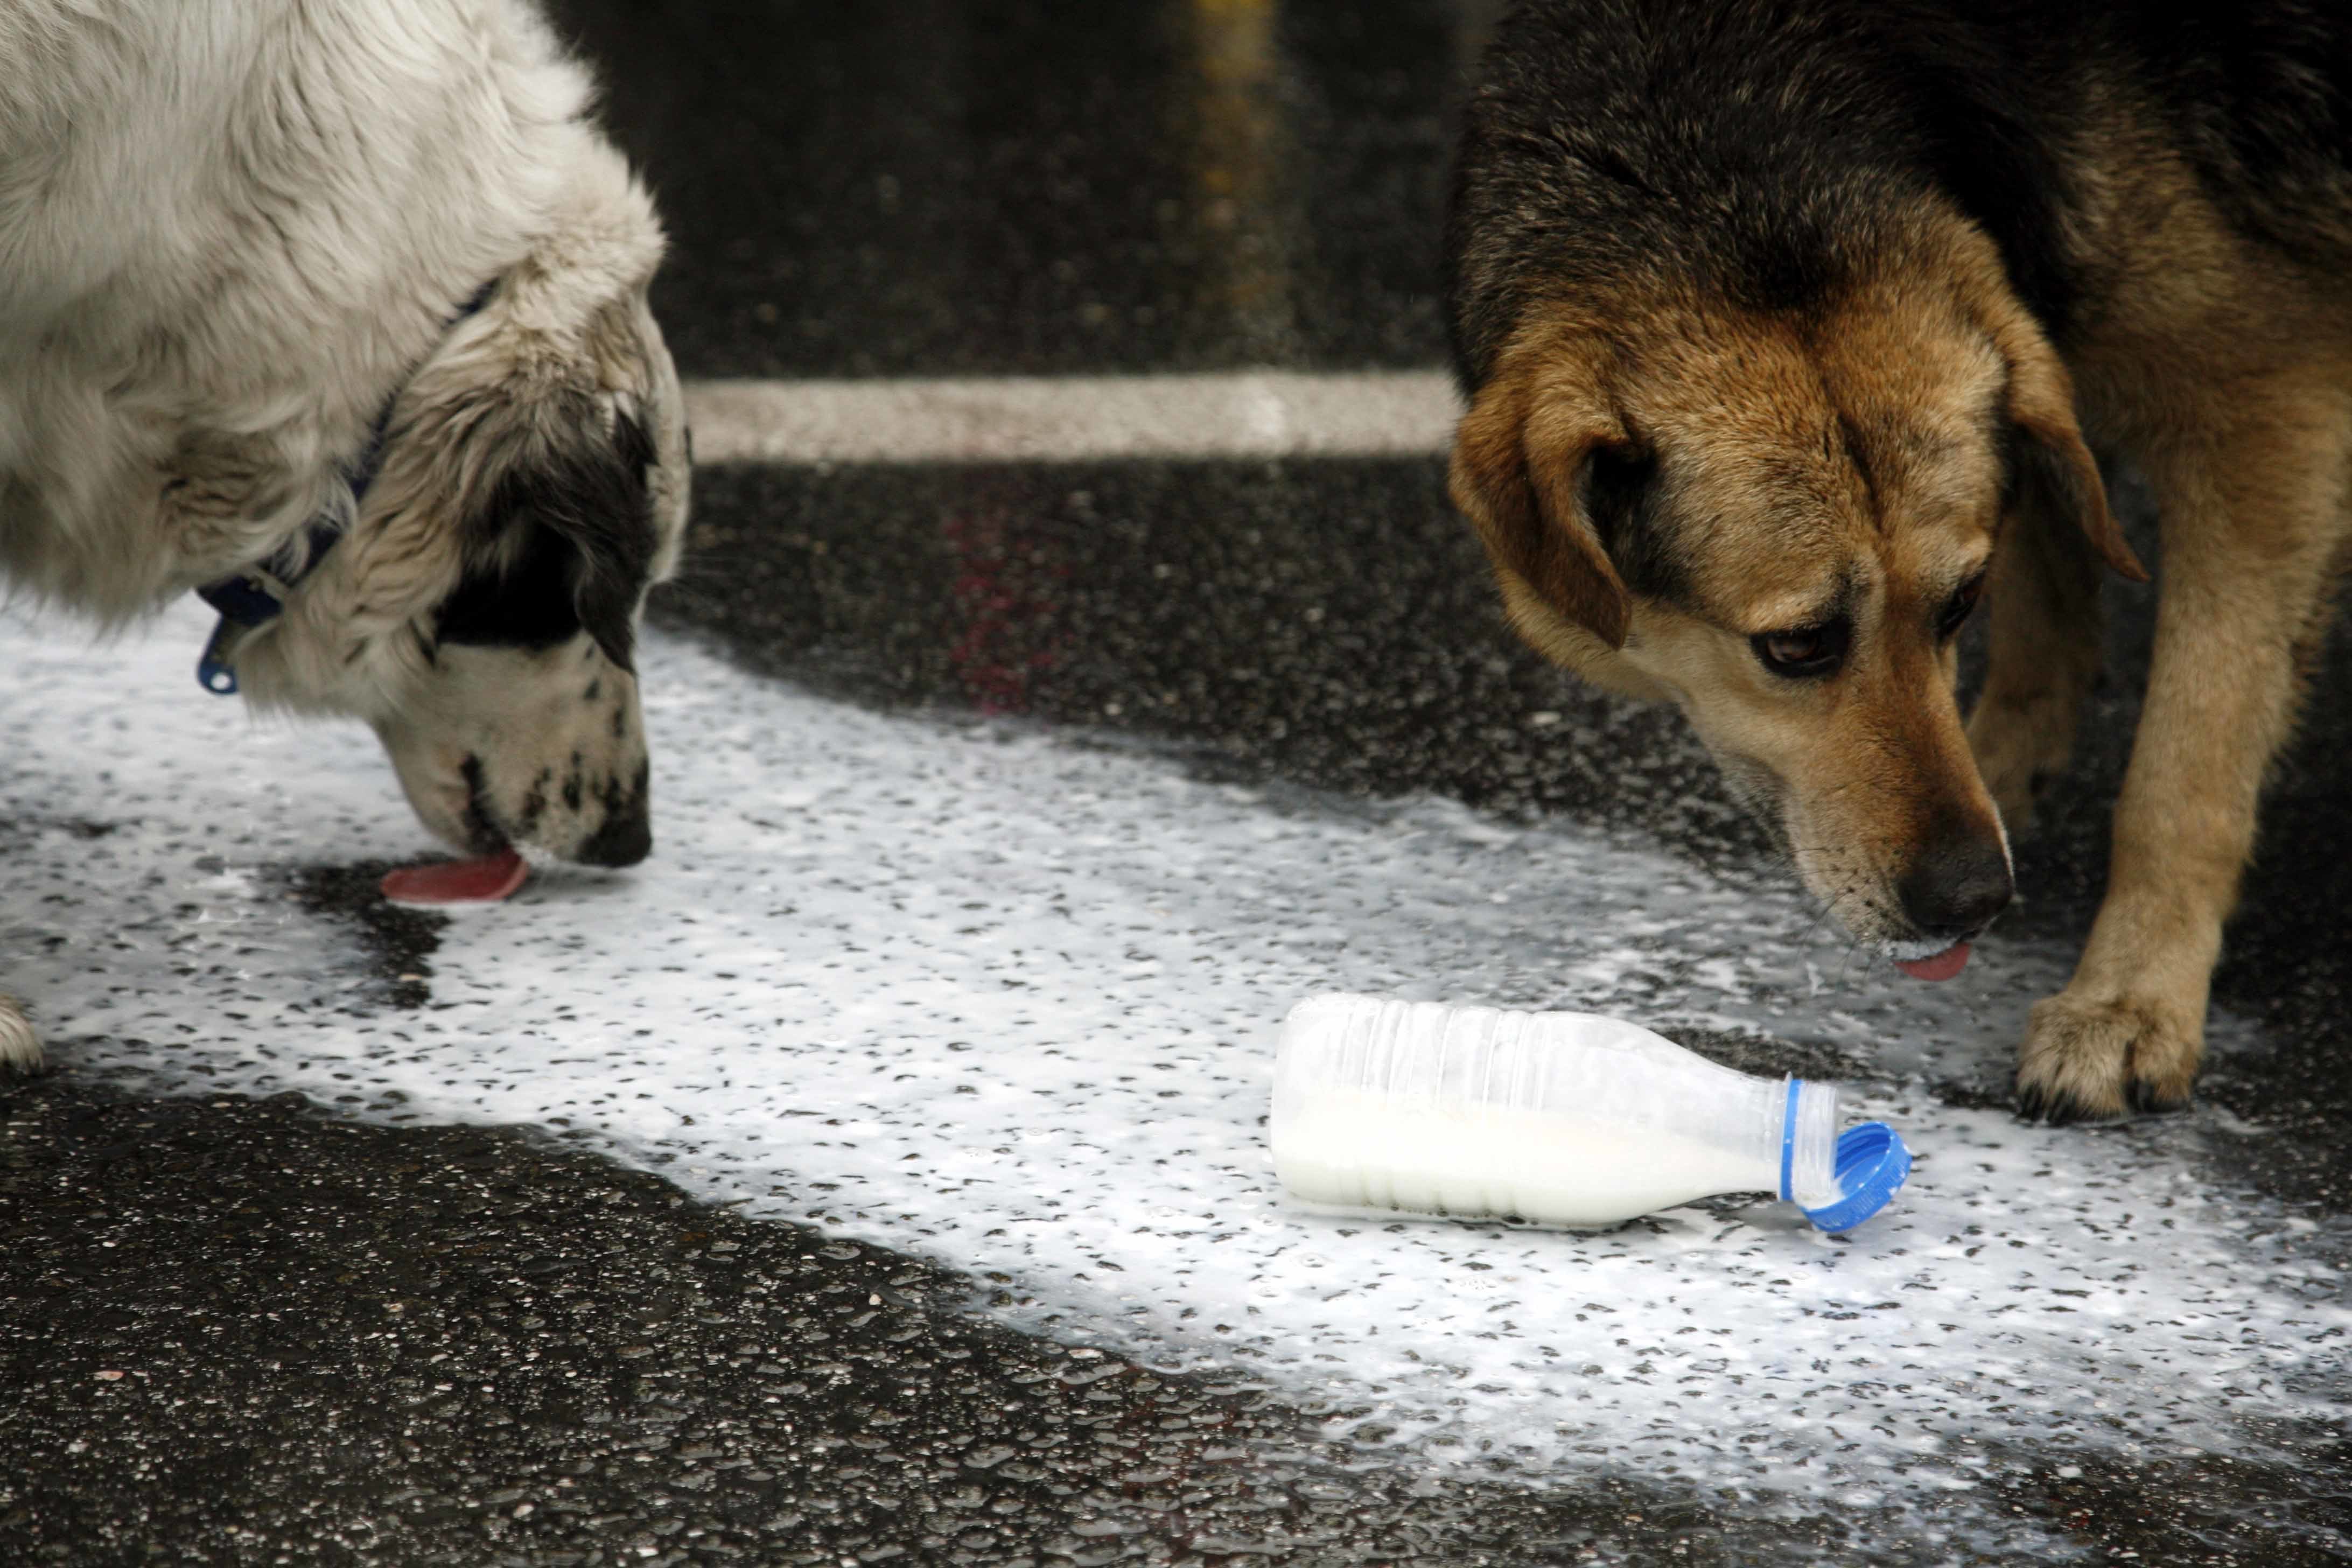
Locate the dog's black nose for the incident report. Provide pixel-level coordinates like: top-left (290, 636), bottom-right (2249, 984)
top-left (1898, 836), bottom-right (2013, 939)
top-left (575, 805), bottom-right (652, 867)
top-left (575, 812), bottom-right (652, 868)
top-left (566, 759), bottom-right (653, 869)
top-left (572, 783), bottom-right (652, 868)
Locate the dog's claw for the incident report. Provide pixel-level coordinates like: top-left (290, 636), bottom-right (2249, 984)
top-left (2012, 1079), bottom-right (2093, 1125)
top-left (2124, 1075), bottom-right (2192, 1117)
top-left (2014, 1074), bottom-right (2129, 1126)
top-left (2047, 1094), bottom-right (2096, 1127)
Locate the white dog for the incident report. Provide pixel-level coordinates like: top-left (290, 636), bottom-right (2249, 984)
top-left (0, 0), bottom-right (692, 1068)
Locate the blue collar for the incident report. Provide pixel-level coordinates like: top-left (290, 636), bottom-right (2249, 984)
top-left (195, 278), bottom-right (498, 694)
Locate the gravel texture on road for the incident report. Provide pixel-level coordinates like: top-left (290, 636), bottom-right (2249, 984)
top-left (8, 1), bottom-right (2352, 1562)
top-left (11, 1074), bottom-right (2342, 1568)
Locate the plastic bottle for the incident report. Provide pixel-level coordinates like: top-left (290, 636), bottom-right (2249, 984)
top-left (1269, 995), bottom-right (1911, 1233)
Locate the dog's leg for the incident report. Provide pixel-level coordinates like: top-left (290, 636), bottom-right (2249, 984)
top-left (0, 995), bottom-right (40, 1074)
top-left (2016, 383), bottom-right (2350, 1121)
top-left (1965, 492), bottom-right (2106, 833)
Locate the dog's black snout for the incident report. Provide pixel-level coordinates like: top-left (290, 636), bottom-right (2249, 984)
top-left (1897, 835), bottom-right (2013, 939)
top-left (575, 808), bottom-right (651, 869)
top-left (578, 817), bottom-right (650, 867)
top-left (580, 808), bottom-right (659, 870)
top-left (570, 760), bottom-right (653, 869)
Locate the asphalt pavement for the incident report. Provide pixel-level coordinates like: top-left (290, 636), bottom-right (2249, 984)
top-left (5, 3), bottom-right (2349, 1565)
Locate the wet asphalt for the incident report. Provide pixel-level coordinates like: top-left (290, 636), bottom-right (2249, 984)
top-left (6, 2), bottom-right (2352, 1564)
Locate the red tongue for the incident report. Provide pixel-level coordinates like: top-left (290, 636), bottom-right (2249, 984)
top-left (1895, 941), bottom-right (1971, 982)
top-left (381, 848), bottom-right (528, 906)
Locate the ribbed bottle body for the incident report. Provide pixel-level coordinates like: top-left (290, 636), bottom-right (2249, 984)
top-left (1271, 995), bottom-right (1840, 1227)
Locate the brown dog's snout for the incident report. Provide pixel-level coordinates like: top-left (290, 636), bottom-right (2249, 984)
top-left (1896, 828), bottom-right (2013, 940)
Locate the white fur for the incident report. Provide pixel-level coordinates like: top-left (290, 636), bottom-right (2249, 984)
top-left (0, 0), bottom-right (692, 1070)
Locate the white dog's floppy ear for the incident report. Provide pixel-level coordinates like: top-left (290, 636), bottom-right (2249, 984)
top-left (432, 379), bottom-right (661, 672)
top-left (238, 153), bottom-right (678, 718)
top-left (339, 259), bottom-right (671, 683)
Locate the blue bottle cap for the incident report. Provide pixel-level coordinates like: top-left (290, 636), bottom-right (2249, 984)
top-left (1800, 1121), bottom-right (1913, 1234)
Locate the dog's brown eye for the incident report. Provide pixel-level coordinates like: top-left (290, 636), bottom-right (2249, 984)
top-left (1937, 573), bottom-right (1987, 640)
top-left (1752, 619), bottom-right (1850, 679)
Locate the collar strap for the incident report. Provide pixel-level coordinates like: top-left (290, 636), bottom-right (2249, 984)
top-left (195, 277), bottom-right (499, 695)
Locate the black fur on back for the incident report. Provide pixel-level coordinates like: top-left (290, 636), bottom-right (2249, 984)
top-left (1445, 0), bottom-right (2352, 389)
top-left (2120, 3), bottom-right (2352, 270)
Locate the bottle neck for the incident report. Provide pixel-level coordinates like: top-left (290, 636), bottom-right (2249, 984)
top-left (1779, 1079), bottom-right (1842, 1208)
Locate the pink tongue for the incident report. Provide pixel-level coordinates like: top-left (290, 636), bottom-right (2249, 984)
top-left (1895, 941), bottom-right (1971, 982)
top-left (381, 848), bottom-right (528, 906)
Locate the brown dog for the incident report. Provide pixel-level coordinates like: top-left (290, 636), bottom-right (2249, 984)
top-left (1444, 1), bottom-right (2352, 1121)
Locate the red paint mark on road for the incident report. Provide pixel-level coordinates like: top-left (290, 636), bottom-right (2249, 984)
top-left (943, 487), bottom-right (1070, 715)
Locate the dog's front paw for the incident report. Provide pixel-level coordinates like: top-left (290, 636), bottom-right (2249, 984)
top-left (2014, 990), bottom-right (2200, 1123)
top-left (0, 995), bottom-right (43, 1075)
top-left (1966, 689), bottom-right (2075, 835)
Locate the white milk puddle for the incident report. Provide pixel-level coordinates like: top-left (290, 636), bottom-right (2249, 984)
top-left (6, 603), bottom-right (2346, 1539)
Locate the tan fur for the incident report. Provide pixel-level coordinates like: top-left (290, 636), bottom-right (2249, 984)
top-left (1454, 127), bottom-right (2352, 1118)
top-left (1993, 138), bottom-right (2352, 1117)
top-left (1459, 233), bottom-right (2033, 938)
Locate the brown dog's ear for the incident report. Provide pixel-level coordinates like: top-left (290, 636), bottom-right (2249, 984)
top-left (2000, 330), bottom-right (2148, 583)
top-left (1449, 371), bottom-right (1633, 649)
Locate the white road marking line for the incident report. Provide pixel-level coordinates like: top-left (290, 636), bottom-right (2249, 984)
top-left (681, 370), bottom-right (1462, 464)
